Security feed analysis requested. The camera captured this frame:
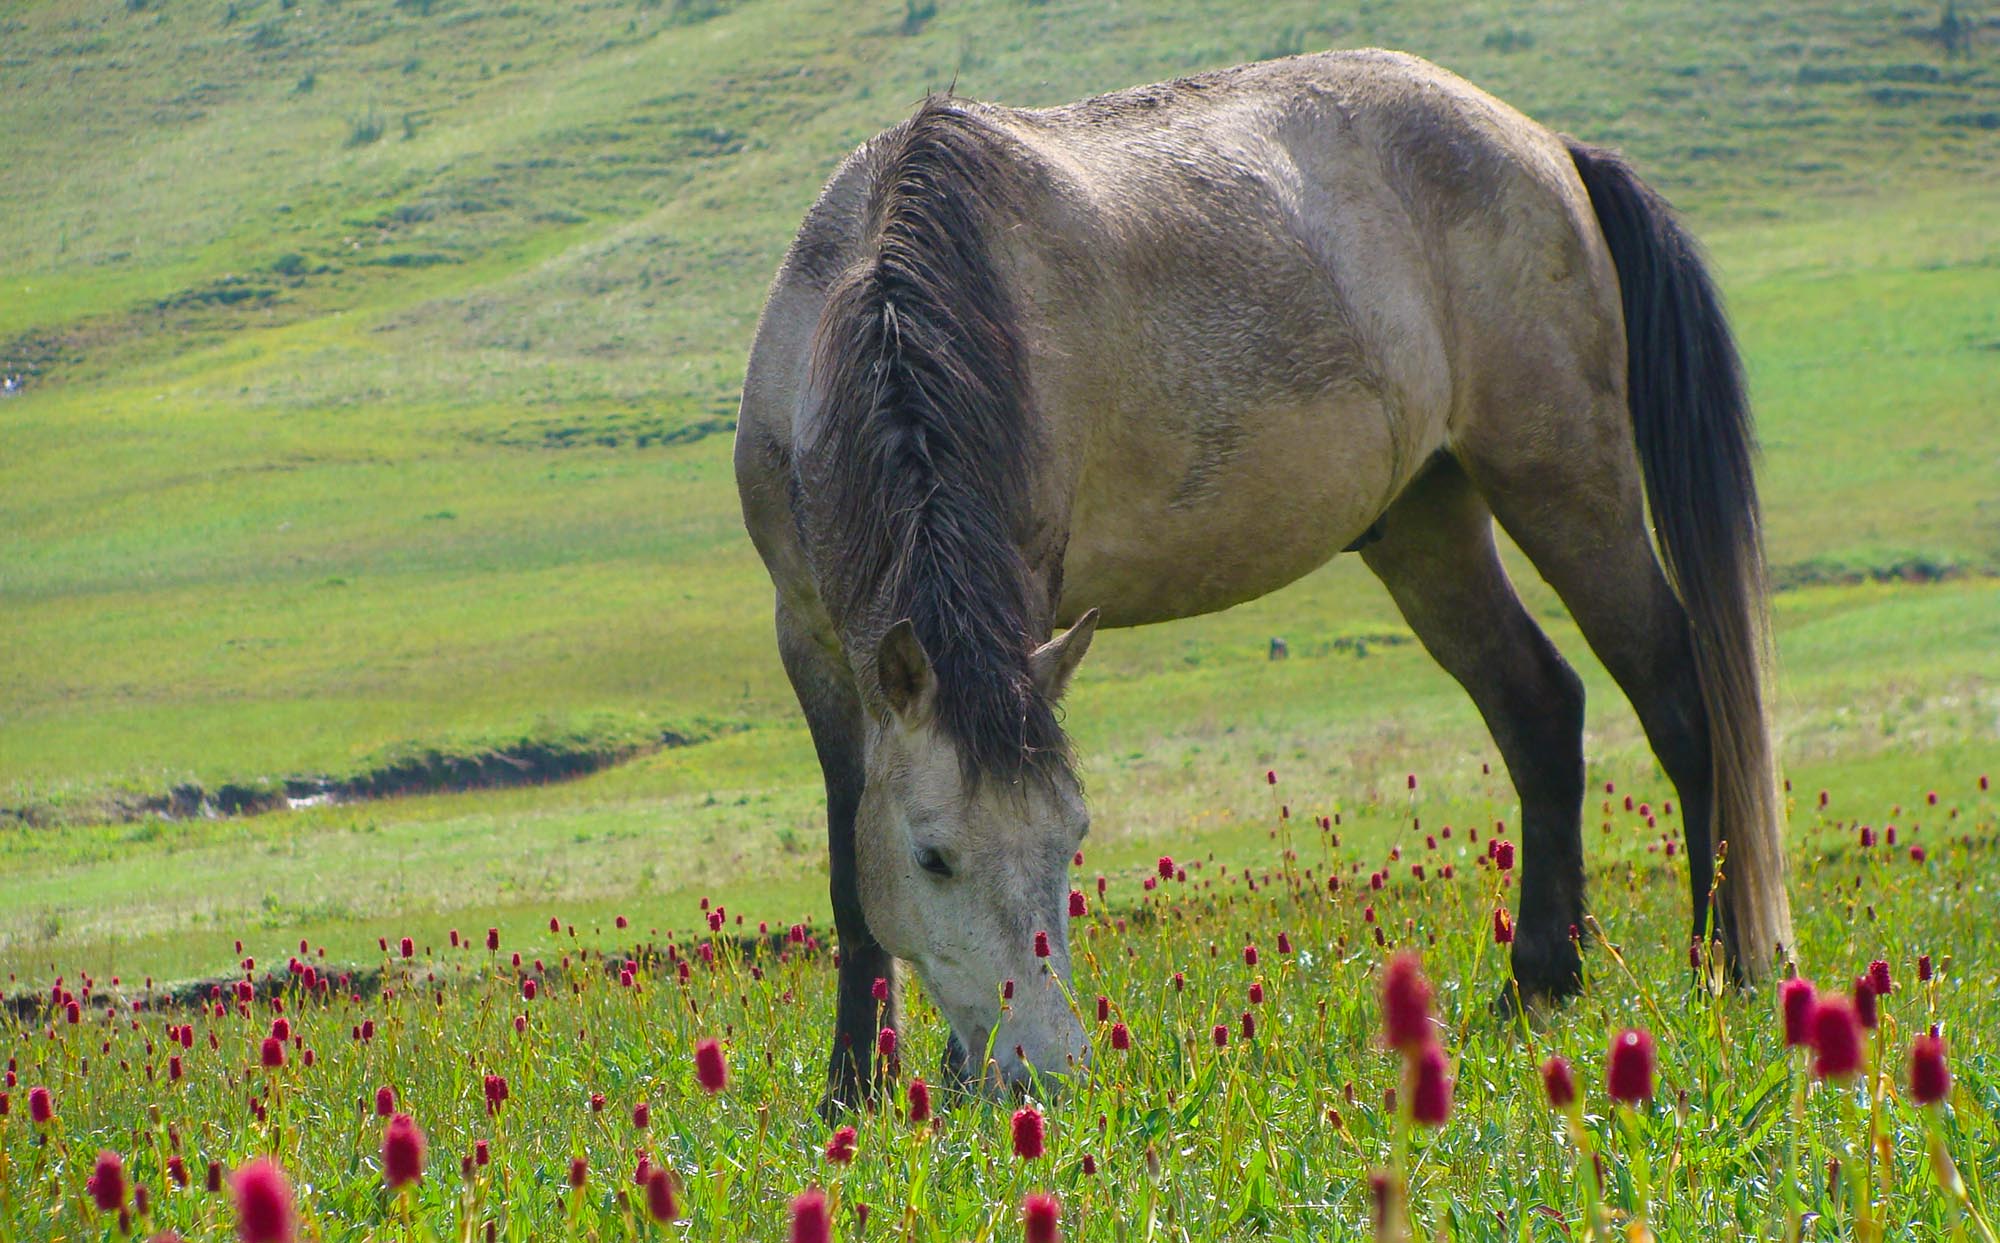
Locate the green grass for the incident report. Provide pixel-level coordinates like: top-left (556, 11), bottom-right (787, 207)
top-left (3, 0), bottom-right (2000, 987)
top-left (4, 771), bottom-right (1995, 1239)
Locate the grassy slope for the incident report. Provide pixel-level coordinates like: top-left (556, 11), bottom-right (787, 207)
top-left (0, 0), bottom-right (1996, 979)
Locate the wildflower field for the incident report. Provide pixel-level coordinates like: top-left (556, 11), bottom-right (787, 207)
top-left (8, 767), bottom-right (1995, 1241)
top-left (4, 0), bottom-right (1998, 1239)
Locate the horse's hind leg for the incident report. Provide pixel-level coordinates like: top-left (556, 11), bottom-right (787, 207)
top-left (1459, 394), bottom-right (1722, 968)
top-left (1360, 456), bottom-right (1588, 1000)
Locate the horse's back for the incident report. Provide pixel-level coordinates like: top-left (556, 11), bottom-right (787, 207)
top-left (739, 50), bottom-right (1624, 630)
top-left (964, 52), bottom-right (1613, 623)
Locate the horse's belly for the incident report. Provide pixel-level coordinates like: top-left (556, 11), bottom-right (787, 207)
top-left (1056, 393), bottom-right (1410, 628)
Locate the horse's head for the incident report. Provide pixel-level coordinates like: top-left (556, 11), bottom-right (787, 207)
top-left (856, 610), bottom-right (1099, 1094)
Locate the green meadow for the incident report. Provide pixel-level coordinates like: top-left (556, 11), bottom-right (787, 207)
top-left (1, 0), bottom-right (1996, 988)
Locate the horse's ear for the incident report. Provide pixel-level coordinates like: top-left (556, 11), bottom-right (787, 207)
top-left (1031, 608), bottom-right (1098, 701)
top-left (877, 619), bottom-right (936, 727)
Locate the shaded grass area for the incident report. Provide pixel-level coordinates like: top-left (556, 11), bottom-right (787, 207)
top-left (0, 710), bottom-right (724, 830)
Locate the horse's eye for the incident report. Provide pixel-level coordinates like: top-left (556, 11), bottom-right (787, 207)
top-left (915, 846), bottom-right (953, 878)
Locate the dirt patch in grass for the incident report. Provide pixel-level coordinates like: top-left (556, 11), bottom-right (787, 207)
top-left (0, 717), bottom-right (729, 830)
top-left (1772, 554), bottom-right (1992, 591)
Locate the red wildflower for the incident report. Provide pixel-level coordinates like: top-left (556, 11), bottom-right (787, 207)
top-left (1012, 1105), bottom-right (1046, 1160)
top-left (1408, 1041), bottom-right (1452, 1127)
top-left (1380, 951), bottom-right (1433, 1053)
top-left (1852, 978), bottom-right (1878, 1031)
top-left (89, 1150), bottom-right (127, 1212)
top-left (791, 1188), bottom-right (831, 1243)
top-left (1369, 1170), bottom-right (1393, 1231)
top-left (872, 977), bottom-right (888, 1002)
top-left (1919, 954), bottom-right (1933, 982)
top-left (1493, 908), bottom-right (1514, 945)
top-left (1069, 890), bottom-right (1086, 918)
top-left (374, 1085), bottom-right (395, 1117)
top-left (260, 1037), bottom-right (285, 1069)
top-left (1034, 931), bottom-right (1051, 959)
top-left (1541, 1056), bottom-right (1576, 1110)
top-left (907, 1076), bottom-right (931, 1124)
top-left (1868, 960), bottom-right (1892, 996)
top-left (522, 978), bottom-right (537, 1001)
top-left (1212, 1023), bottom-right (1229, 1049)
top-left (1811, 999), bottom-right (1864, 1080)
top-left (483, 1074), bottom-right (509, 1113)
top-left (1110, 1022), bottom-right (1131, 1051)
top-left (695, 1038), bottom-right (728, 1093)
top-left (28, 1085), bottom-right (52, 1124)
top-left (485, 928), bottom-right (500, 951)
top-left (825, 1126), bottom-right (857, 1164)
top-left (382, 1114), bottom-right (425, 1190)
top-left (1606, 1028), bottom-right (1656, 1104)
top-left (1157, 856), bottom-right (1174, 879)
top-left (645, 1166), bottom-right (679, 1222)
top-left (1024, 1192), bottom-right (1062, 1243)
top-left (568, 1157), bottom-right (587, 1190)
top-left (168, 1156), bottom-right (188, 1188)
top-left (1780, 978), bottom-right (1817, 1047)
top-left (270, 1017), bottom-right (290, 1043)
top-left (231, 1158), bottom-right (296, 1243)
top-left (632, 1101), bottom-right (650, 1129)
top-left (878, 1027), bottom-right (897, 1060)
top-left (1909, 1034), bottom-right (1950, 1105)
top-left (399, 937), bottom-right (414, 959)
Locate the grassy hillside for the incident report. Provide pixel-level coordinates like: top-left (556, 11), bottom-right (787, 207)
top-left (0, 0), bottom-right (1996, 979)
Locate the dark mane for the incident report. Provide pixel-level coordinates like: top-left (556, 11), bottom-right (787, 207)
top-left (796, 96), bottom-right (1064, 781)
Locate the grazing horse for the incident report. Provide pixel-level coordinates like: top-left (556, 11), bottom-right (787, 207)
top-left (735, 49), bottom-right (1792, 1110)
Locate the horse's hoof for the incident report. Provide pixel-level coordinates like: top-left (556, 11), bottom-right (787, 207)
top-left (818, 1063), bottom-right (872, 1125)
top-left (1509, 931), bottom-right (1583, 1007)
top-left (939, 1031), bottom-right (976, 1092)
top-left (812, 1095), bottom-right (844, 1135)
top-left (1490, 979), bottom-right (1576, 1023)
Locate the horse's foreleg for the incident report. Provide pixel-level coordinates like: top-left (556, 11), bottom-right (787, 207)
top-left (776, 600), bottom-right (899, 1119)
top-left (1359, 456), bottom-right (1588, 1002)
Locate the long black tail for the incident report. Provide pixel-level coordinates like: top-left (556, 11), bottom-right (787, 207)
top-left (1567, 139), bottom-right (1792, 980)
